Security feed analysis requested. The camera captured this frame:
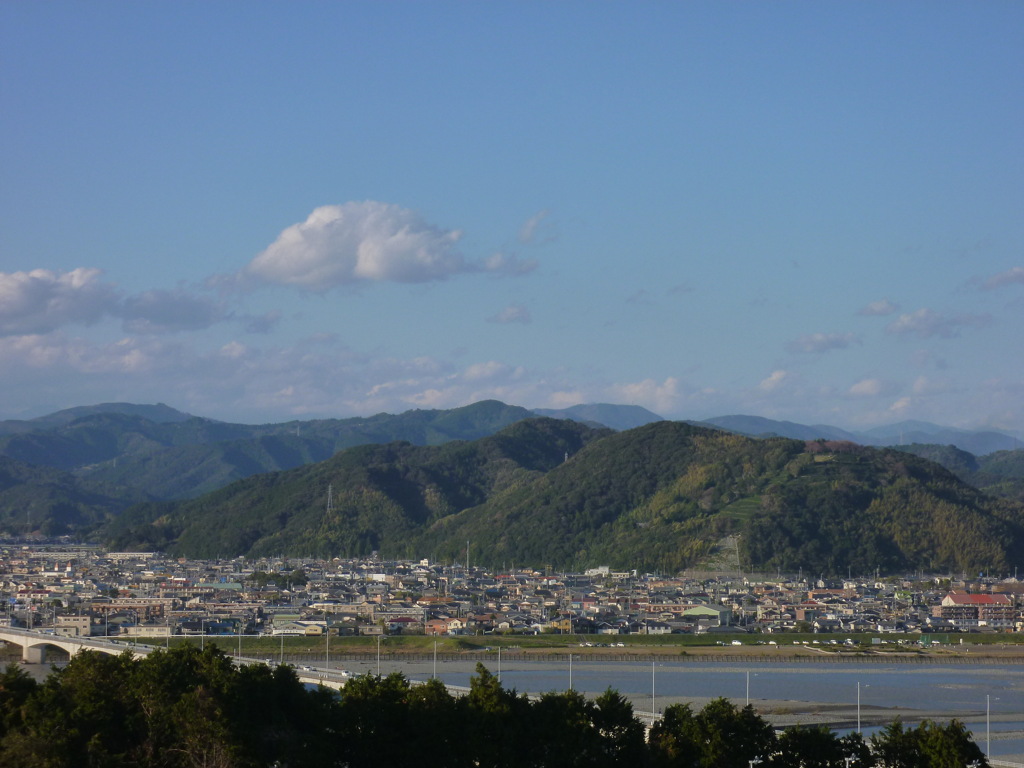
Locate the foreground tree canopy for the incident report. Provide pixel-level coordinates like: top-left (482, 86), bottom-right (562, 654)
top-left (0, 647), bottom-right (988, 767)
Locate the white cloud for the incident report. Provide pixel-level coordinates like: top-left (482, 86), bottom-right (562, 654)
top-left (0, 268), bottom-right (118, 336)
top-left (518, 209), bottom-right (556, 245)
top-left (487, 304), bottom-right (532, 324)
top-left (758, 370), bottom-right (788, 391)
top-left (981, 266), bottom-right (1024, 290)
top-left (242, 202), bottom-right (534, 293)
top-left (849, 378), bottom-right (884, 397)
top-left (787, 332), bottom-right (859, 354)
top-left (885, 308), bottom-right (989, 339)
top-left (243, 202), bottom-right (464, 290)
top-left (857, 298), bottom-right (900, 316)
top-left (888, 397), bottom-right (912, 414)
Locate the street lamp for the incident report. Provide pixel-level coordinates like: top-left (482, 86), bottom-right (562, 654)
top-left (376, 635), bottom-right (382, 677)
top-left (652, 661), bottom-right (656, 715)
top-left (856, 682), bottom-right (869, 733)
top-left (987, 694), bottom-right (993, 758)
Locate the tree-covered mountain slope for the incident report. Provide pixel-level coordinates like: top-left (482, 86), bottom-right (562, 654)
top-left (105, 418), bottom-right (608, 558)
top-left (105, 421), bottom-right (1024, 576)
top-left (0, 456), bottom-right (142, 537)
top-left (424, 427), bottom-right (1023, 574)
top-left (895, 444), bottom-right (1024, 503)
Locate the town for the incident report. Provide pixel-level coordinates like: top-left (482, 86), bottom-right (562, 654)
top-left (2, 540), bottom-right (1022, 650)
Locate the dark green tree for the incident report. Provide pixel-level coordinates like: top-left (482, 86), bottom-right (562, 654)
top-left (770, 725), bottom-right (846, 768)
top-left (0, 664), bottom-right (37, 741)
top-left (648, 703), bottom-right (700, 768)
top-left (871, 719), bottom-right (921, 768)
top-left (592, 688), bottom-right (647, 767)
top-left (465, 663), bottom-right (533, 768)
top-left (691, 697), bottom-right (776, 768)
top-left (916, 720), bottom-right (987, 768)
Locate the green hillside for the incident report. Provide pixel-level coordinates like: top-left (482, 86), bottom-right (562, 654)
top-left (105, 421), bottom-right (1024, 575)
top-left (0, 456), bottom-right (140, 536)
top-left (896, 444), bottom-right (1024, 502)
top-left (105, 418), bottom-right (607, 558)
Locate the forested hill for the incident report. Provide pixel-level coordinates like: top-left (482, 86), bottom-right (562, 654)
top-left (0, 456), bottom-right (142, 536)
top-left (894, 443), bottom-right (1024, 503)
top-left (422, 426), bottom-right (1023, 574)
top-left (105, 418), bottom-right (609, 559)
top-left (106, 419), bottom-right (1024, 575)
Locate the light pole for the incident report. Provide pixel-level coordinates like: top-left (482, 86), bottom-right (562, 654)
top-left (652, 661), bottom-right (656, 715)
top-left (497, 645), bottom-right (501, 684)
top-left (568, 653), bottom-right (573, 691)
top-left (376, 635), bottom-right (382, 677)
top-left (857, 681), bottom-right (868, 733)
top-left (279, 633), bottom-right (284, 665)
top-left (987, 694), bottom-right (991, 758)
top-left (433, 640), bottom-right (437, 680)
top-left (325, 612), bottom-right (330, 671)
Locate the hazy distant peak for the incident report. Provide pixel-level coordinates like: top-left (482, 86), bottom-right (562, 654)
top-left (531, 403), bottom-right (663, 431)
top-left (31, 402), bottom-right (195, 427)
top-left (699, 415), bottom-right (857, 442)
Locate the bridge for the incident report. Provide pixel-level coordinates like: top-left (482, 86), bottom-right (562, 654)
top-left (0, 626), bottom-right (151, 664)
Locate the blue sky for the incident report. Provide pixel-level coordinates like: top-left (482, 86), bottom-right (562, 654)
top-left (1, 2), bottom-right (1022, 432)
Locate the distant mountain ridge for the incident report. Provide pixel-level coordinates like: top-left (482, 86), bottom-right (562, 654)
top-left (0, 400), bottom-right (537, 501)
top-left (530, 403), bottom-right (663, 430)
top-left (0, 402), bottom-right (194, 436)
top-left (691, 415), bottom-right (860, 443)
top-left (696, 415), bottom-right (1019, 456)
